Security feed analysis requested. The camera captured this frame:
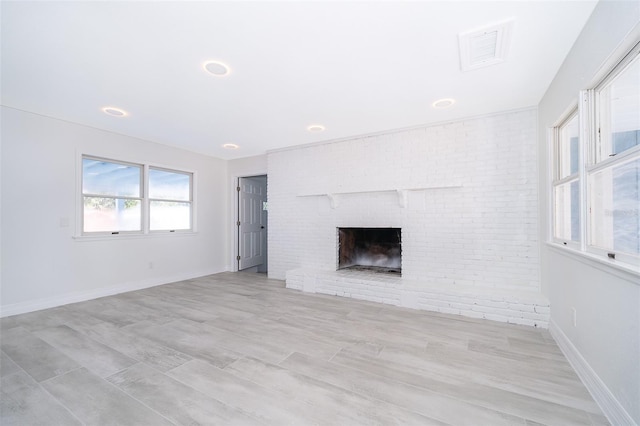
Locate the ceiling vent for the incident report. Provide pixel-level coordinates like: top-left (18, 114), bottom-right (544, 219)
top-left (459, 19), bottom-right (514, 72)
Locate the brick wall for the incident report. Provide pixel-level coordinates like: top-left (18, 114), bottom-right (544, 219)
top-left (285, 268), bottom-right (549, 328)
top-left (268, 108), bottom-right (541, 311)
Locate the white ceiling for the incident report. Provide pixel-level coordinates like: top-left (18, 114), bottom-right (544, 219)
top-left (1, 1), bottom-right (597, 160)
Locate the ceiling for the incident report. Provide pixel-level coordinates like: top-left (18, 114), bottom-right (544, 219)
top-left (1, 1), bottom-right (598, 160)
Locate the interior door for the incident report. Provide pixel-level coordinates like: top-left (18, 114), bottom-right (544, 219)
top-left (238, 176), bottom-right (266, 270)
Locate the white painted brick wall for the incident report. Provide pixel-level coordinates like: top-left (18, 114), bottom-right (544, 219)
top-left (287, 268), bottom-right (549, 328)
top-left (269, 109), bottom-right (544, 324)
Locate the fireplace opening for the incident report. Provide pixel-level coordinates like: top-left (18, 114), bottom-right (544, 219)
top-left (338, 227), bottom-right (401, 274)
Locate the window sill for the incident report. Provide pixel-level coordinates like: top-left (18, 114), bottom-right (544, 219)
top-left (546, 242), bottom-right (640, 284)
top-left (73, 231), bottom-right (198, 242)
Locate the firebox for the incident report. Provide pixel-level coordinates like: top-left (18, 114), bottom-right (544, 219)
top-left (337, 227), bottom-right (401, 274)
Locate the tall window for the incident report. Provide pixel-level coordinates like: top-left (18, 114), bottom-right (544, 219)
top-left (81, 156), bottom-right (193, 235)
top-left (553, 111), bottom-right (581, 245)
top-left (589, 48), bottom-right (640, 259)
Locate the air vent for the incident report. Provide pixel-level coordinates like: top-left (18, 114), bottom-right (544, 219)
top-left (459, 19), bottom-right (514, 72)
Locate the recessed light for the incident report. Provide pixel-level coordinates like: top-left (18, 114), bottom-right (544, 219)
top-left (223, 143), bottom-right (239, 149)
top-left (432, 98), bottom-right (456, 109)
top-left (307, 124), bottom-right (325, 132)
top-left (203, 61), bottom-right (231, 76)
top-left (102, 106), bottom-right (128, 117)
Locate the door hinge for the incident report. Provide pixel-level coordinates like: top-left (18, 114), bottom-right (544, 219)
top-left (237, 221), bottom-right (241, 226)
top-left (237, 255), bottom-right (241, 261)
top-left (237, 186), bottom-right (241, 192)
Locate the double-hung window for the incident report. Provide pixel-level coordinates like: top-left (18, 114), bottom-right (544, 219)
top-left (81, 156), bottom-right (193, 235)
top-left (551, 41), bottom-right (639, 269)
top-left (588, 46), bottom-right (640, 261)
top-left (149, 167), bottom-right (192, 231)
top-left (82, 157), bottom-right (143, 233)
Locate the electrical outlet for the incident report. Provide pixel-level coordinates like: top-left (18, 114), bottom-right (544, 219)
top-left (571, 307), bottom-right (577, 327)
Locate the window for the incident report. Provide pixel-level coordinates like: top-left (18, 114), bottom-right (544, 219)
top-left (149, 167), bottom-right (192, 231)
top-left (82, 157), bottom-right (142, 233)
top-left (553, 111), bottom-right (581, 244)
top-left (81, 156), bottom-right (193, 235)
top-left (551, 42), bottom-right (640, 268)
top-left (589, 48), bottom-right (640, 259)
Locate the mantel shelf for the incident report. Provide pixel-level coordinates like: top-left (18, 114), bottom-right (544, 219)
top-left (297, 184), bottom-right (463, 208)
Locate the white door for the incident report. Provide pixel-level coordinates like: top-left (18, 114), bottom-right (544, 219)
top-left (238, 176), bottom-right (266, 270)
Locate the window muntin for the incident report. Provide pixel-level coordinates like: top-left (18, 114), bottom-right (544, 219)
top-left (552, 111), bottom-right (581, 243)
top-left (149, 168), bottom-right (192, 231)
top-left (82, 158), bottom-right (142, 233)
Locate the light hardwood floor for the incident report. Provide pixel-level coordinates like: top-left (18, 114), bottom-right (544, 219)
top-left (1, 272), bottom-right (607, 425)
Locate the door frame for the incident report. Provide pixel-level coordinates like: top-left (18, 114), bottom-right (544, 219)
top-left (231, 173), bottom-right (268, 272)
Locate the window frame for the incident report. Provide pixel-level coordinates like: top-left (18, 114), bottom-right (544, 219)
top-left (549, 41), bottom-right (640, 272)
top-left (551, 107), bottom-right (582, 250)
top-left (148, 165), bottom-right (194, 233)
top-left (78, 154), bottom-right (196, 238)
top-left (81, 156), bottom-right (144, 236)
top-left (586, 42), bottom-right (640, 265)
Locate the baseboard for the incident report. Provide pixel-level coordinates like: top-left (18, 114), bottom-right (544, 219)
top-left (0, 267), bottom-right (226, 318)
top-left (549, 319), bottom-right (636, 426)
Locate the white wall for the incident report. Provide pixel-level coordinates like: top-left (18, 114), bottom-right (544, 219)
top-left (537, 1), bottom-right (640, 424)
top-left (227, 155), bottom-right (268, 179)
top-left (268, 108), bottom-right (540, 293)
top-left (0, 107), bottom-right (229, 316)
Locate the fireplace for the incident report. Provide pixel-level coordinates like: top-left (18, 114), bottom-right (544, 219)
top-left (337, 227), bottom-right (401, 274)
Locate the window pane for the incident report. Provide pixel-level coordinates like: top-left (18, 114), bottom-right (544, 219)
top-left (150, 201), bottom-right (191, 230)
top-left (589, 157), bottom-right (640, 254)
top-left (83, 158), bottom-right (141, 197)
top-left (601, 56), bottom-right (640, 157)
top-left (83, 197), bottom-right (141, 233)
top-left (559, 114), bottom-right (580, 178)
top-left (149, 168), bottom-right (191, 201)
top-left (554, 180), bottom-right (581, 242)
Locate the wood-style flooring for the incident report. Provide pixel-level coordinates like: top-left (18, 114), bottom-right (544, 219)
top-left (1, 272), bottom-right (607, 425)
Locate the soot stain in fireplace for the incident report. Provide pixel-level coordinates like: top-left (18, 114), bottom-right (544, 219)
top-left (338, 227), bottom-right (401, 274)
